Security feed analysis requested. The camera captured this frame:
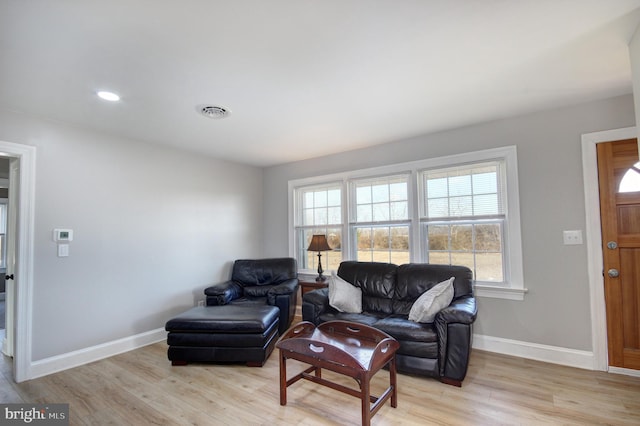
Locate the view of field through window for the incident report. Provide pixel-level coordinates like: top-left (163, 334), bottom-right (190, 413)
top-left (353, 175), bottom-right (410, 264)
top-left (296, 159), bottom-right (507, 283)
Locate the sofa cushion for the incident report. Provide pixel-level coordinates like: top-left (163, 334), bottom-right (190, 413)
top-left (338, 261), bottom-right (397, 315)
top-left (232, 258), bottom-right (297, 286)
top-left (165, 305), bottom-right (279, 334)
top-left (373, 315), bottom-right (438, 343)
top-left (328, 272), bottom-right (362, 313)
top-left (396, 340), bottom-right (438, 359)
top-left (244, 284), bottom-right (278, 298)
top-left (318, 311), bottom-right (385, 327)
top-left (167, 317), bottom-right (278, 347)
top-left (393, 264), bottom-right (473, 315)
top-left (408, 277), bottom-right (455, 323)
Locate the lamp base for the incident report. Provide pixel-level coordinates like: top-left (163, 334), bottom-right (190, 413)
top-left (315, 251), bottom-right (328, 283)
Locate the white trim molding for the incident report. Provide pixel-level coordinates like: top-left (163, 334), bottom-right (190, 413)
top-left (608, 367), bottom-right (640, 378)
top-left (288, 146), bottom-right (525, 300)
top-left (473, 334), bottom-right (594, 370)
top-left (29, 328), bottom-right (166, 380)
top-left (474, 284), bottom-right (527, 301)
top-left (0, 140), bottom-right (36, 383)
top-left (581, 126), bottom-right (637, 372)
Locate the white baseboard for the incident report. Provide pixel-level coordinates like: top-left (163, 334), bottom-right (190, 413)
top-left (608, 366), bottom-right (640, 378)
top-left (20, 329), bottom-right (630, 380)
top-left (28, 328), bottom-right (167, 380)
top-left (473, 333), bottom-right (596, 371)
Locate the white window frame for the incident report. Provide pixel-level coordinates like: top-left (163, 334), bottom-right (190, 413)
top-left (291, 181), bottom-right (344, 271)
top-left (349, 173), bottom-right (412, 264)
top-left (288, 146), bottom-right (525, 300)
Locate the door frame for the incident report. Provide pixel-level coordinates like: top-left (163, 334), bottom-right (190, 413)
top-left (581, 126), bottom-right (640, 375)
top-left (3, 161), bottom-right (17, 358)
top-left (0, 140), bottom-right (36, 383)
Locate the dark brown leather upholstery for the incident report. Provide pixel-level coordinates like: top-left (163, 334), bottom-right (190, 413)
top-left (302, 261), bottom-right (477, 386)
top-left (204, 258), bottom-right (299, 335)
top-left (165, 305), bottom-right (279, 366)
top-left (165, 258), bottom-right (298, 366)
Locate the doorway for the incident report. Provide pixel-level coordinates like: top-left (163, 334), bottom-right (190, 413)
top-left (582, 127), bottom-right (640, 376)
top-left (0, 159), bottom-right (10, 350)
top-left (597, 139), bottom-right (640, 370)
top-left (0, 141), bottom-right (36, 383)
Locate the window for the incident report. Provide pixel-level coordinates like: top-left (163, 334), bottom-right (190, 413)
top-left (293, 183), bottom-right (343, 272)
top-left (619, 162), bottom-right (640, 193)
top-left (351, 175), bottom-right (411, 264)
top-left (420, 162), bottom-right (505, 283)
top-left (289, 146), bottom-right (524, 300)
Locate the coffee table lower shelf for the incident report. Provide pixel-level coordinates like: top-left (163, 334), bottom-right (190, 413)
top-left (276, 321), bottom-right (400, 426)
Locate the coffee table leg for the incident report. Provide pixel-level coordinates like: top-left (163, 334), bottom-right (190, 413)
top-left (361, 374), bottom-right (371, 426)
top-left (279, 350), bottom-right (287, 405)
top-left (390, 357), bottom-right (397, 408)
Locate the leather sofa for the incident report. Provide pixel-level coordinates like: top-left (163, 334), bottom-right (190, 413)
top-left (204, 258), bottom-right (299, 335)
top-left (302, 261), bottom-right (477, 386)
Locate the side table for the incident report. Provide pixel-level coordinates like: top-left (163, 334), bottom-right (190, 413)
top-left (299, 280), bottom-right (328, 297)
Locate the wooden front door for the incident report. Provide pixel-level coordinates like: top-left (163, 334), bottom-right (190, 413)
top-left (597, 138), bottom-right (640, 370)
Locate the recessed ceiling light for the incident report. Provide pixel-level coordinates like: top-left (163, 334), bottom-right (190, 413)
top-left (198, 105), bottom-right (231, 119)
top-left (97, 91), bottom-right (120, 102)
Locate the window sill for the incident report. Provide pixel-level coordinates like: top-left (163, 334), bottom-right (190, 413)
top-left (297, 271), bottom-right (331, 282)
top-left (474, 284), bottom-right (527, 301)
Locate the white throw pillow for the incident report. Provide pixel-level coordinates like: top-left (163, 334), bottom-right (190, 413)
top-left (329, 271), bottom-right (362, 313)
top-left (408, 277), bottom-right (455, 323)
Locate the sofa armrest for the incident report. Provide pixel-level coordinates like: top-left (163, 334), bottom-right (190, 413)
top-left (266, 278), bottom-right (299, 302)
top-left (302, 288), bottom-right (330, 325)
top-left (435, 295), bottom-right (477, 383)
top-left (204, 281), bottom-right (243, 305)
top-left (266, 279), bottom-right (299, 334)
top-left (436, 296), bottom-right (477, 325)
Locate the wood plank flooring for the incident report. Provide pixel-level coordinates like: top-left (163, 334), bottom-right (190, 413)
top-left (1, 338), bottom-right (640, 425)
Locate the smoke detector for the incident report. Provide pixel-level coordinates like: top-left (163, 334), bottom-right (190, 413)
top-left (198, 105), bottom-right (231, 119)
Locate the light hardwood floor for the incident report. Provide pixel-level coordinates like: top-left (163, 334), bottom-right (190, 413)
top-left (1, 339), bottom-right (640, 425)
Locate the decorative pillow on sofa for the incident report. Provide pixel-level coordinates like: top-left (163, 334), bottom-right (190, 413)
top-left (329, 271), bottom-right (362, 313)
top-left (408, 277), bottom-right (455, 323)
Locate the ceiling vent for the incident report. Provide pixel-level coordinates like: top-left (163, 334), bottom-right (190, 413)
top-left (198, 105), bottom-right (231, 119)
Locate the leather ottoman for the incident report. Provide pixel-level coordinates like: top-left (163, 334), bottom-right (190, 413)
top-left (165, 305), bottom-right (280, 367)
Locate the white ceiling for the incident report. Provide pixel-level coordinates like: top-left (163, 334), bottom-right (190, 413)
top-left (2, 1), bottom-right (640, 167)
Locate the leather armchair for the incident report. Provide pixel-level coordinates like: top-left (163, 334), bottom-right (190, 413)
top-left (205, 258), bottom-right (299, 335)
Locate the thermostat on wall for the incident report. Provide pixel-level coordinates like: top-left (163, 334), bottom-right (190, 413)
top-left (53, 229), bottom-right (73, 242)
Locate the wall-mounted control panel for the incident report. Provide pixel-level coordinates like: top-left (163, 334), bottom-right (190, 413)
top-left (53, 228), bottom-right (73, 257)
top-left (53, 229), bottom-right (73, 242)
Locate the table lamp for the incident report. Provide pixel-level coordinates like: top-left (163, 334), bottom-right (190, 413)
top-left (307, 234), bottom-right (332, 282)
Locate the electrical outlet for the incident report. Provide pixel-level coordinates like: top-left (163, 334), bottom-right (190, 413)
top-left (197, 300), bottom-right (205, 307)
top-left (563, 230), bottom-right (583, 245)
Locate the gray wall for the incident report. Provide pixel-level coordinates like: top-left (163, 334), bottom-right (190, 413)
top-left (263, 94), bottom-right (636, 351)
top-left (0, 109), bottom-right (264, 360)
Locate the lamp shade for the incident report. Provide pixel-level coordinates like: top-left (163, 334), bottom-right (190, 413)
top-left (307, 234), bottom-right (332, 252)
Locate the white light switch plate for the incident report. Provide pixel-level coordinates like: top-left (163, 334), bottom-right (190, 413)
top-left (57, 244), bottom-right (69, 257)
top-left (563, 230), bottom-right (583, 245)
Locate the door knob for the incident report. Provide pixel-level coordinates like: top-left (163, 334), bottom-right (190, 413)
top-left (607, 241), bottom-right (618, 250)
top-left (608, 269), bottom-right (620, 278)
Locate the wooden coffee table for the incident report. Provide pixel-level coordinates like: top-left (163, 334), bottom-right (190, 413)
top-left (276, 320), bottom-right (400, 426)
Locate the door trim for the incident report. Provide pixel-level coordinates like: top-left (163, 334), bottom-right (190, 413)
top-left (0, 140), bottom-right (36, 383)
top-left (581, 126), bottom-right (637, 372)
